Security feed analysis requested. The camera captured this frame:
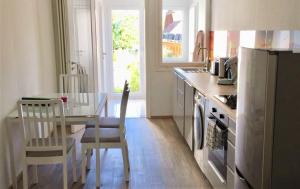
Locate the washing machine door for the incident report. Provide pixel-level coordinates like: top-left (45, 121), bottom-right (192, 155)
top-left (194, 103), bottom-right (204, 150)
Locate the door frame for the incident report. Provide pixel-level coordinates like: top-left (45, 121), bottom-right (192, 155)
top-left (101, 0), bottom-right (146, 99)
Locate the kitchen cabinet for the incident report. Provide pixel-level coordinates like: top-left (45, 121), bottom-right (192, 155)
top-left (227, 118), bottom-right (236, 189)
top-left (184, 81), bottom-right (194, 151)
top-left (173, 72), bottom-right (185, 136)
top-left (211, 0), bottom-right (300, 30)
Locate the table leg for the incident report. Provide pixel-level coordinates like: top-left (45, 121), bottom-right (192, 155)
top-left (96, 148), bottom-right (100, 187)
top-left (6, 118), bottom-right (18, 189)
top-left (94, 116), bottom-right (100, 187)
top-left (105, 99), bottom-right (108, 117)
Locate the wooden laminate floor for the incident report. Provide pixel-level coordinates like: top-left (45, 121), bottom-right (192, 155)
top-left (18, 118), bottom-right (212, 189)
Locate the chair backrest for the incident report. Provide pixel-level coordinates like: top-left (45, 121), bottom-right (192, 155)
top-left (17, 99), bottom-right (67, 153)
top-left (119, 84), bottom-right (130, 130)
top-left (121, 80), bottom-right (129, 98)
top-left (71, 62), bottom-right (87, 75)
top-left (119, 80), bottom-right (129, 117)
top-left (59, 74), bottom-right (88, 93)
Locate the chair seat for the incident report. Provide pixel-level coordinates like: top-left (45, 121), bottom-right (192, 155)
top-left (26, 137), bottom-right (75, 157)
top-left (86, 117), bottom-right (120, 128)
top-left (81, 128), bottom-right (120, 143)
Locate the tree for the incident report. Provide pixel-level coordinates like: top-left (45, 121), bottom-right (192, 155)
top-left (112, 15), bottom-right (139, 51)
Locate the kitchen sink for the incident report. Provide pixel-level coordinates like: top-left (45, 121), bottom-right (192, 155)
top-left (180, 67), bottom-right (207, 73)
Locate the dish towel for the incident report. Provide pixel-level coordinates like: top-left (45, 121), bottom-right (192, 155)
top-left (206, 118), bottom-right (226, 150)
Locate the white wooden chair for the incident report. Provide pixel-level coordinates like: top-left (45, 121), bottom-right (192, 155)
top-left (86, 80), bottom-right (129, 129)
top-left (17, 99), bottom-right (77, 189)
top-left (80, 87), bottom-right (130, 187)
top-left (60, 74), bottom-right (89, 133)
top-left (59, 74), bottom-right (89, 94)
top-left (71, 62), bottom-right (87, 75)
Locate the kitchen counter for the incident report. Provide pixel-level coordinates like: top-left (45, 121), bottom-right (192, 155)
top-left (175, 67), bottom-right (237, 120)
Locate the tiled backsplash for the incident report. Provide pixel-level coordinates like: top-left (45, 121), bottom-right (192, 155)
top-left (209, 30), bottom-right (300, 60)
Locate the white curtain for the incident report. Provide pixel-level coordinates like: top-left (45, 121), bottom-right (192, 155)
top-left (52, 0), bottom-right (71, 83)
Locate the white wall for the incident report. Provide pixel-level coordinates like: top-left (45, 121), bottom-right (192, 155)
top-left (145, 0), bottom-right (173, 117)
top-left (145, 0), bottom-right (209, 117)
top-left (0, 0), bottom-right (56, 187)
top-left (0, 0), bottom-right (6, 187)
top-left (211, 0), bottom-right (300, 30)
top-left (145, 0), bottom-right (208, 117)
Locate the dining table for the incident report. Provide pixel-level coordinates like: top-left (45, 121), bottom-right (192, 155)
top-left (6, 92), bottom-right (108, 189)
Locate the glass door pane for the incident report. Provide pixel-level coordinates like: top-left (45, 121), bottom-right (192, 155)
top-left (111, 10), bottom-right (141, 94)
top-left (67, 0), bottom-right (95, 92)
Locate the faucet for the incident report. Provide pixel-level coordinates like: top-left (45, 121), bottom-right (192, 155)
top-left (197, 47), bottom-right (209, 69)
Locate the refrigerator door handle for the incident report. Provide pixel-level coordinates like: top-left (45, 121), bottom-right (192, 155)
top-left (236, 167), bottom-right (253, 189)
top-left (236, 167), bottom-right (246, 181)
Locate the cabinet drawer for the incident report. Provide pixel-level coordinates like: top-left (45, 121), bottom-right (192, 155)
top-left (227, 166), bottom-right (235, 189)
top-left (228, 128), bottom-right (236, 146)
top-left (227, 140), bottom-right (235, 171)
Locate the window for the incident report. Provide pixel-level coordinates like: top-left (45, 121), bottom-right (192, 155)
top-left (162, 0), bottom-right (204, 63)
top-left (213, 31), bottom-right (228, 58)
top-left (162, 9), bottom-right (185, 60)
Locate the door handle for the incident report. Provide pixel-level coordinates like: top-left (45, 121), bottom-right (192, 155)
top-left (198, 106), bottom-right (204, 150)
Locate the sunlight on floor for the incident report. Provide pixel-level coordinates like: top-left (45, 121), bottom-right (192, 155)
top-left (108, 99), bottom-right (146, 118)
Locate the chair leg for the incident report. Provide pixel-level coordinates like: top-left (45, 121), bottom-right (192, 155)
top-left (96, 148), bottom-right (100, 188)
top-left (23, 163), bottom-right (28, 189)
top-left (63, 158), bottom-right (68, 189)
top-left (125, 142), bottom-right (130, 172)
top-left (72, 147), bottom-right (77, 182)
top-left (86, 148), bottom-right (91, 170)
top-left (121, 145), bottom-right (130, 182)
top-left (33, 165), bottom-right (38, 184)
top-left (81, 146), bottom-right (87, 184)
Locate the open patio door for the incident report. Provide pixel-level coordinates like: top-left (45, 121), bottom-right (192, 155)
top-left (101, 0), bottom-right (145, 99)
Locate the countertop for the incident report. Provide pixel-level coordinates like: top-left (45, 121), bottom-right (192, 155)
top-left (174, 67), bottom-right (237, 121)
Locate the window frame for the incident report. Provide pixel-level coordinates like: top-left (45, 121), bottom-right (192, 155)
top-left (145, 0), bottom-right (212, 72)
top-left (160, 0), bottom-right (207, 66)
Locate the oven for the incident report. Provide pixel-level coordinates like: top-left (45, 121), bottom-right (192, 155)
top-left (207, 104), bottom-right (228, 184)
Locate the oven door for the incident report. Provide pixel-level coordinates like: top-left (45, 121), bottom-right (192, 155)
top-left (194, 102), bottom-right (204, 150)
top-left (207, 116), bottom-right (228, 182)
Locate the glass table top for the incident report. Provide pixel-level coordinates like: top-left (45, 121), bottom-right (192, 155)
top-left (7, 93), bottom-right (107, 119)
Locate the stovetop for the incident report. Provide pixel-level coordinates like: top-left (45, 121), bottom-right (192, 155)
top-left (214, 95), bottom-right (237, 109)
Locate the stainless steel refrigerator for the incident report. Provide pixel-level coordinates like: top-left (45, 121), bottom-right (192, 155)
top-left (236, 47), bottom-right (300, 189)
